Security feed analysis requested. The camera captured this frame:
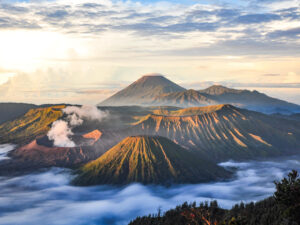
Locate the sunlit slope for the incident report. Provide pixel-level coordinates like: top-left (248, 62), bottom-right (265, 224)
top-left (132, 104), bottom-right (300, 161)
top-left (73, 136), bottom-right (230, 185)
top-left (0, 105), bottom-right (64, 144)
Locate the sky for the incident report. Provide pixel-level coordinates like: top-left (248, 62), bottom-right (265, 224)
top-left (0, 0), bottom-right (299, 104)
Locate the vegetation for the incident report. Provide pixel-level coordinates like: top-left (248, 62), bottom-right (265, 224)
top-left (0, 105), bottom-right (64, 144)
top-left (73, 136), bottom-right (231, 186)
top-left (129, 170), bottom-right (300, 225)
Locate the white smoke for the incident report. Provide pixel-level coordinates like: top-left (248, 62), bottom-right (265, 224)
top-left (47, 120), bottom-right (75, 147)
top-left (67, 113), bottom-right (83, 126)
top-left (63, 105), bottom-right (109, 122)
top-left (47, 105), bottom-right (109, 147)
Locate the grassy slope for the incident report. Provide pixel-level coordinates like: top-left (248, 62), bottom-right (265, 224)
top-left (73, 136), bottom-right (231, 186)
top-left (0, 105), bottom-right (65, 144)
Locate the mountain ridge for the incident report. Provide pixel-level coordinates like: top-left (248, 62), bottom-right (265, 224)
top-left (131, 105), bottom-right (300, 161)
top-left (99, 75), bottom-right (300, 114)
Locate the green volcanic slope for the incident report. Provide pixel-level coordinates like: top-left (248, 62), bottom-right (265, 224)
top-left (132, 104), bottom-right (300, 161)
top-left (73, 136), bottom-right (230, 185)
top-left (99, 75), bottom-right (186, 106)
top-left (0, 105), bottom-right (64, 144)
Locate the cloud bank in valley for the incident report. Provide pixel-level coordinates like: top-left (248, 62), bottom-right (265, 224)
top-left (47, 105), bottom-right (109, 147)
top-left (0, 156), bottom-right (299, 225)
top-left (0, 144), bottom-right (15, 161)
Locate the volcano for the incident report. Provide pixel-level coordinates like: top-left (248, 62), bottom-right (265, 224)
top-left (73, 135), bottom-right (230, 185)
top-left (131, 104), bottom-right (300, 161)
top-left (99, 75), bottom-right (186, 106)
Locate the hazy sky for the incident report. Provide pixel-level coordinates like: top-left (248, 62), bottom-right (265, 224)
top-left (0, 0), bottom-right (299, 104)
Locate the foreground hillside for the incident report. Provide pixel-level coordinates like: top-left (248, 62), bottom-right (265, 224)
top-left (73, 136), bottom-right (231, 185)
top-left (129, 170), bottom-right (300, 225)
top-left (132, 104), bottom-right (300, 161)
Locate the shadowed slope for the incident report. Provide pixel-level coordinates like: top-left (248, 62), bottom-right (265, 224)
top-left (199, 85), bottom-right (300, 114)
top-left (132, 105), bottom-right (300, 161)
top-left (73, 136), bottom-right (230, 185)
top-left (0, 103), bottom-right (37, 125)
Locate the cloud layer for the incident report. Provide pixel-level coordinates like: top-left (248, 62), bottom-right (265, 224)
top-left (0, 144), bottom-right (15, 161)
top-left (0, 0), bottom-right (299, 55)
top-left (0, 0), bottom-right (299, 104)
top-left (0, 155), bottom-right (299, 225)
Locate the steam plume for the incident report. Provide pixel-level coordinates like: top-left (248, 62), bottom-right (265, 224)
top-left (47, 105), bottom-right (108, 147)
top-left (47, 120), bottom-right (75, 147)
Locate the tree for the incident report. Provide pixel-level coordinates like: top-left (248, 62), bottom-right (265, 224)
top-left (274, 170), bottom-right (300, 223)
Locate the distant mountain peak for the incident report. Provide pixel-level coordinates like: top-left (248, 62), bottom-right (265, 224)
top-left (199, 85), bottom-right (242, 95)
top-left (140, 73), bottom-right (165, 78)
top-left (133, 74), bottom-right (174, 85)
top-left (99, 75), bottom-right (185, 106)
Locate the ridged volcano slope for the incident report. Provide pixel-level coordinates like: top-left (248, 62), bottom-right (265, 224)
top-left (73, 136), bottom-right (230, 185)
top-left (132, 104), bottom-right (300, 161)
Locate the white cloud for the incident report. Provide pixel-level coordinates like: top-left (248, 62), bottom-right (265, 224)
top-left (0, 0), bottom-right (299, 104)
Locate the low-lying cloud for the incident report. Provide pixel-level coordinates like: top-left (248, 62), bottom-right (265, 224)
top-left (0, 144), bottom-right (15, 161)
top-left (47, 105), bottom-right (109, 147)
top-left (0, 156), bottom-right (299, 225)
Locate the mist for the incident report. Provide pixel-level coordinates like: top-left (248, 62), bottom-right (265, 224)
top-left (0, 144), bottom-right (15, 161)
top-left (47, 105), bottom-right (109, 147)
top-left (0, 156), bottom-right (299, 225)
